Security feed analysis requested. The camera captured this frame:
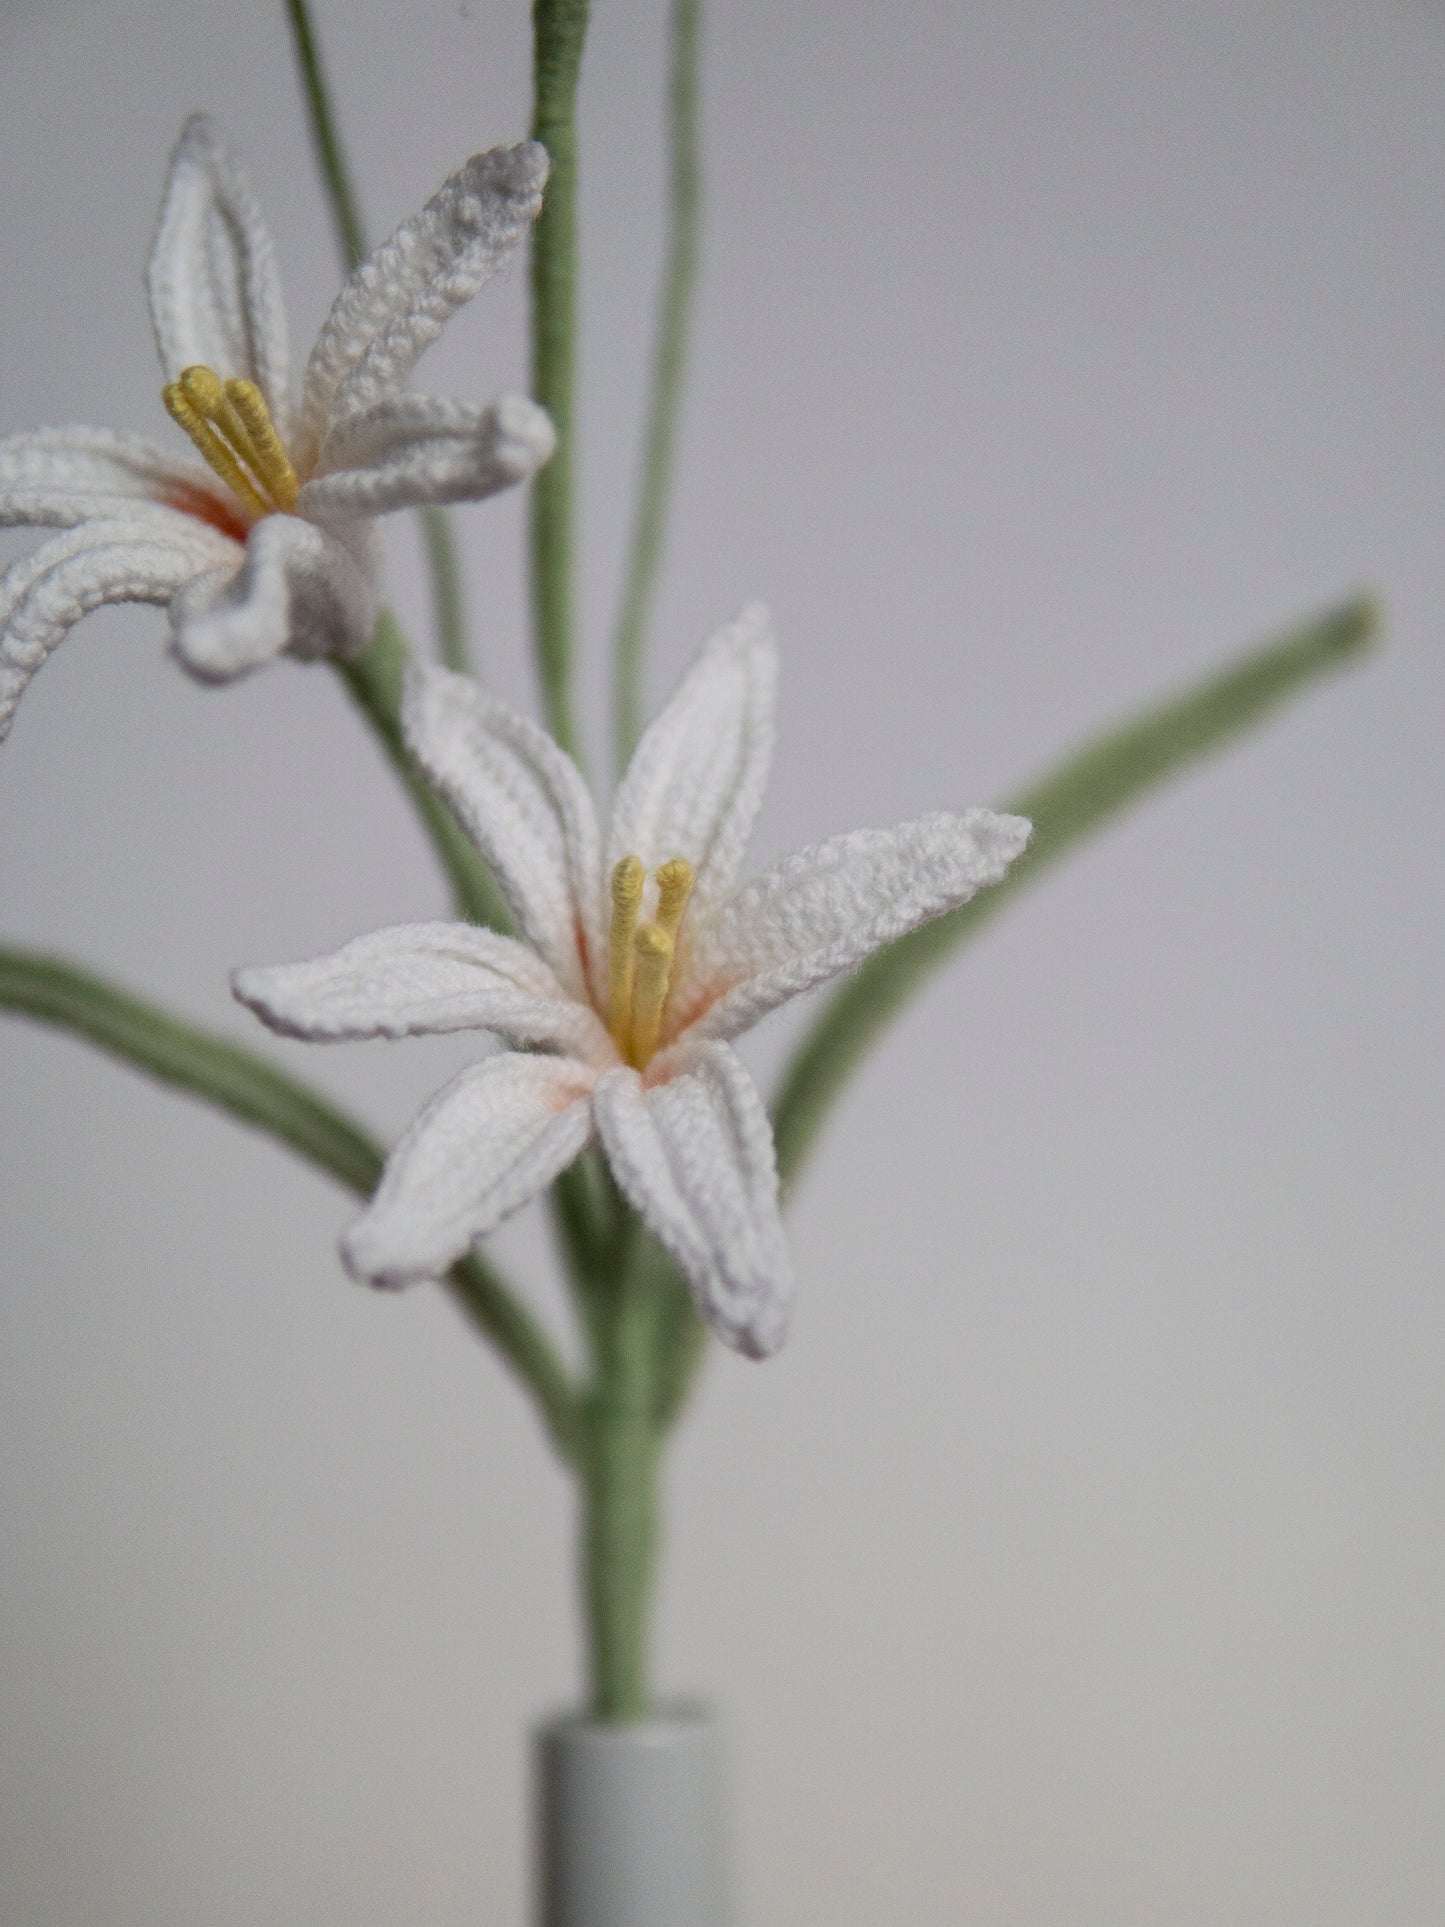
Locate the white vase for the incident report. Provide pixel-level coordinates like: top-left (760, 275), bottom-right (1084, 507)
top-left (534, 1705), bottom-right (732, 1927)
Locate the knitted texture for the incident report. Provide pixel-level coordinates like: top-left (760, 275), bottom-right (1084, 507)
top-left (296, 142), bottom-right (549, 472)
top-left (235, 609), bottom-right (1031, 1359)
top-left (147, 114), bottom-right (292, 427)
top-left (0, 117), bottom-right (551, 738)
top-left (340, 1053), bottom-right (597, 1289)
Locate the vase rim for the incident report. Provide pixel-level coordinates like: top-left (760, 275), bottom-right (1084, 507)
top-left (538, 1698), bottom-right (720, 1745)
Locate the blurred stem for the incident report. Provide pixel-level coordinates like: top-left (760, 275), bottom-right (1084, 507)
top-left (529, 0), bottom-right (592, 764)
top-left (420, 504), bottom-right (471, 673)
top-left (771, 594), bottom-right (1381, 1193)
top-left (0, 946), bottom-right (580, 1460)
top-left (611, 0), bottom-right (702, 770)
top-left (282, 0), bottom-right (367, 272)
top-left (282, 0), bottom-right (470, 669)
top-left (335, 614), bottom-right (510, 930)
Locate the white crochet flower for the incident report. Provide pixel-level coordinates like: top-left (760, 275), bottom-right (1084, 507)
top-left (234, 607), bottom-right (1031, 1358)
top-left (0, 115), bottom-right (554, 737)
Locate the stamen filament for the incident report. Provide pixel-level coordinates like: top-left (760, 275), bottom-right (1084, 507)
top-left (162, 364), bottom-right (298, 519)
top-left (161, 382), bottom-right (272, 518)
top-left (226, 378), bottom-right (299, 510)
top-left (654, 856), bottom-right (694, 942)
top-left (630, 923), bottom-right (673, 1068)
top-left (608, 855), bottom-right (645, 1053)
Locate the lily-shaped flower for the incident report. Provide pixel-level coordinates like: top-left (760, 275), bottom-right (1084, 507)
top-left (0, 115), bottom-right (553, 737)
top-left (234, 608), bottom-right (1031, 1357)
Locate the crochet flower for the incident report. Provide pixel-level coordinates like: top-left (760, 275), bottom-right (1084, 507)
top-left (0, 115), bottom-right (553, 738)
top-left (234, 608), bottom-right (1031, 1357)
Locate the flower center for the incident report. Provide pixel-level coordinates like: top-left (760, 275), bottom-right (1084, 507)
top-left (161, 364), bottom-right (298, 517)
top-left (608, 855), bottom-right (694, 1067)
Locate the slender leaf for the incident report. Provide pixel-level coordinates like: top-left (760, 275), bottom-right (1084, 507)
top-left (611, 0), bottom-right (702, 769)
top-left (0, 946), bottom-right (580, 1460)
top-left (771, 594), bottom-right (1380, 1191)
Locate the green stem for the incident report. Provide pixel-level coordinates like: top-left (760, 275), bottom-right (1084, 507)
top-left (611, 0), bottom-right (702, 769)
top-left (282, 0), bottom-right (470, 669)
top-left (420, 504), bottom-right (472, 674)
top-left (529, 0), bottom-right (592, 764)
top-left (336, 613), bottom-right (510, 930)
top-left (0, 946), bottom-right (580, 1459)
top-left (771, 595), bottom-right (1381, 1192)
top-left (580, 1249), bottom-right (664, 1720)
top-left (282, 0), bottom-right (367, 272)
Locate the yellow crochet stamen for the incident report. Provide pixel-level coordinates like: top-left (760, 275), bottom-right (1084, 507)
top-left (608, 856), bottom-right (645, 1053)
top-left (630, 923), bottom-right (674, 1068)
top-left (653, 857), bottom-right (694, 943)
top-left (160, 363), bottom-right (296, 516)
top-left (226, 378), bottom-right (299, 510)
top-left (162, 381), bottom-right (271, 517)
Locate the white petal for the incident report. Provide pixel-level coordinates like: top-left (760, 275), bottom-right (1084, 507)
top-left (677, 810), bottom-right (1033, 1043)
top-left (297, 142), bottom-right (548, 470)
top-left (147, 115), bottom-right (290, 425)
top-left (297, 393), bottom-right (554, 520)
top-left (0, 518), bottom-right (236, 740)
top-left (402, 665), bottom-right (603, 999)
top-left (593, 1044), bottom-right (793, 1359)
top-left (607, 603), bottom-right (777, 917)
top-left (342, 1053), bottom-right (595, 1288)
top-left (168, 513), bottom-right (375, 682)
top-left (233, 921), bottom-right (614, 1062)
top-left (0, 426), bottom-right (237, 531)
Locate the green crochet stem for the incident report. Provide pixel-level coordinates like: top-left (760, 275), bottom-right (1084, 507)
top-left (0, 948), bottom-right (581, 1462)
top-left (611, 0), bottom-right (702, 771)
top-left (529, 0), bottom-right (591, 764)
top-left (282, 0), bottom-right (469, 674)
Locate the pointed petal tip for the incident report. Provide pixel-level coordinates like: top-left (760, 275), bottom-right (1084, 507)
top-left (972, 807), bottom-right (1033, 869)
top-left (723, 599), bottom-right (776, 656)
top-left (460, 139), bottom-right (550, 213)
top-left (229, 962), bottom-right (287, 1028)
top-left (727, 1299), bottom-right (793, 1361)
top-left (339, 1220), bottom-right (434, 1293)
top-left (493, 392), bottom-right (557, 471)
top-left (175, 110), bottom-right (219, 150)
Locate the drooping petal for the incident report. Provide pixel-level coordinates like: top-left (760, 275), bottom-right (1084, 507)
top-left (676, 810), bottom-right (1032, 1043)
top-left (297, 142), bottom-right (548, 471)
top-left (168, 513), bottom-right (374, 682)
top-left (341, 1052), bottom-right (595, 1288)
top-left (607, 603), bottom-right (777, 917)
top-left (402, 666), bottom-right (603, 999)
top-left (233, 921), bottom-right (614, 1063)
top-left (593, 1044), bottom-right (793, 1359)
top-left (0, 518), bottom-right (238, 740)
top-left (147, 115), bottom-right (290, 425)
top-left (298, 394), bottom-right (555, 520)
top-left (0, 426), bottom-right (238, 533)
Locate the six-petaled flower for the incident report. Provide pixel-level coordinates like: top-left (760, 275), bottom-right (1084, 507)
top-left (234, 608), bottom-right (1032, 1358)
top-left (0, 114), bottom-right (553, 737)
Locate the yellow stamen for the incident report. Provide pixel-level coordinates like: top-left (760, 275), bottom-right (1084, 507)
top-left (630, 923), bottom-right (674, 1068)
top-left (226, 378), bottom-right (299, 510)
top-left (161, 363), bottom-right (297, 517)
top-left (608, 856), bottom-right (645, 1052)
top-left (162, 381), bottom-right (271, 518)
top-left (653, 857), bottom-right (694, 943)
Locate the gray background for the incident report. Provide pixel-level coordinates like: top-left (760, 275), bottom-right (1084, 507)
top-left (1, 1), bottom-right (1442, 1921)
